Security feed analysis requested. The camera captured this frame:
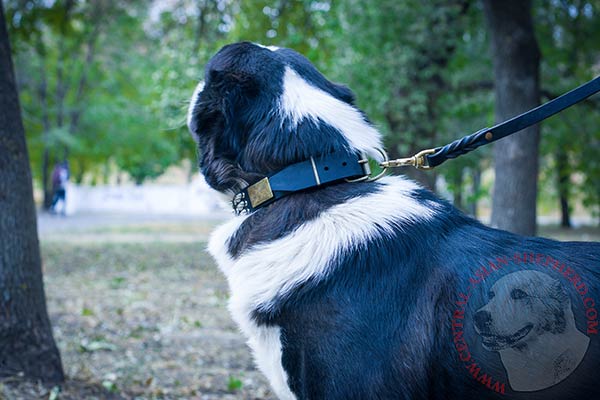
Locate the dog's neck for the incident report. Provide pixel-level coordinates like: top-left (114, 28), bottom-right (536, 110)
top-left (499, 325), bottom-right (590, 391)
top-left (231, 151), bottom-right (371, 214)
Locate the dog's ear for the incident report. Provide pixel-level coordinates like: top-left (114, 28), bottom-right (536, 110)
top-left (210, 70), bottom-right (259, 136)
top-left (549, 278), bottom-right (569, 303)
top-left (201, 69), bottom-right (262, 155)
top-left (209, 69), bottom-right (257, 90)
top-left (209, 69), bottom-right (260, 125)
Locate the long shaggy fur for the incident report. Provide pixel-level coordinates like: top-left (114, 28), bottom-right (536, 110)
top-left (188, 42), bottom-right (600, 399)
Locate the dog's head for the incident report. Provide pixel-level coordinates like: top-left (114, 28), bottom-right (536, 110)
top-left (473, 270), bottom-right (570, 351)
top-left (187, 42), bottom-right (383, 196)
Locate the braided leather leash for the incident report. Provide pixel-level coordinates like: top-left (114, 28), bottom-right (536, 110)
top-left (382, 76), bottom-right (600, 170)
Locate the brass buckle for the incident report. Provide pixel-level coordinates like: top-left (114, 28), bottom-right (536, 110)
top-left (380, 148), bottom-right (436, 170)
top-left (247, 177), bottom-right (274, 208)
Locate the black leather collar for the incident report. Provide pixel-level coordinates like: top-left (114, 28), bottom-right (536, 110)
top-left (232, 151), bottom-right (370, 214)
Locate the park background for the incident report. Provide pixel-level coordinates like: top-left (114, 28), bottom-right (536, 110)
top-left (1, 0), bottom-right (599, 399)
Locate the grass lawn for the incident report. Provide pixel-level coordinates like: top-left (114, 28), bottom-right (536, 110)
top-left (1, 238), bottom-right (274, 400)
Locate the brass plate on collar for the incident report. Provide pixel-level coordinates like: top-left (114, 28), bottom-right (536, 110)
top-left (247, 177), bottom-right (274, 208)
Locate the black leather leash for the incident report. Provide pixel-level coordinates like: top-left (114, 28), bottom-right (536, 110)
top-left (382, 76), bottom-right (600, 170)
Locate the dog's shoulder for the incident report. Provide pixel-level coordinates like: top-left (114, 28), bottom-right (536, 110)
top-left (211, 175), bottom-right (449, 263)
top-left (208, 176), bottom-right (455, 306)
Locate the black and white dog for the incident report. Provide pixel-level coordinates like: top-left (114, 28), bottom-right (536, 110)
top-left (187, 42), bottom-right (600, 399)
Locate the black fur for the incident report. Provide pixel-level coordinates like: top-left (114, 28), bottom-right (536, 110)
top-left (189, 42), bottom-right (600, 399)
top-left (191, 42), bottom-right (357, 195)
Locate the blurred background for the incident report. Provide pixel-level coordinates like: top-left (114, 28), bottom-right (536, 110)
top-left (1, 0), bottom-right (599, 399)
top-left (3, 0), bottom-right (600, 228)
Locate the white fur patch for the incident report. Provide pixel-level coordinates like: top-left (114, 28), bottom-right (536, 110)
top-left (208, 176), bottom-right (438, 399)
top-left (279, 67), bottom-right (383, 160)
top-left (255, 43), bottom-right (280, 52)
top-left (208, 215), bottom-right (295, 399)
top-left (207, 214), bottom-right (247, 273)
top-left (187, 80), bottom-right (205, 142)
top-left (247, 326), bottom-right (295, 400)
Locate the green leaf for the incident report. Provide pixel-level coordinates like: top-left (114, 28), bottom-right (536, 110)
top-left (79, 339), bottom-right (117, 352)
top-left (102, 380), bottom-right (118, 393)
top-left (81, 307), bottom-right (94, 316)
top-left (227, 375), bottom-right (243, 392)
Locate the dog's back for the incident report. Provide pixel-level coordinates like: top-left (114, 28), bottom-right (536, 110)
top-left (214, 178), bottom-right (600, 399)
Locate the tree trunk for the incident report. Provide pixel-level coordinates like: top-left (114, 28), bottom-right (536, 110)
top-left (38, 54), bottom-right (53, 210)
top-left (468, 168), bottom-right (481, 218)
top-left (69, 1), bottom-right (102, 136)
top-left (74, 158), bottom-right (86, 184)
top-left (557, 147), bottom-right (571, 228)
top-left (0, 3), bottom-right (64, 384)
top-left (452, 169), bottom-right (464, 211)
top-left (483, 0), bottom-right (541, 236)
top-left (42, 146), bottom-right (52, 209)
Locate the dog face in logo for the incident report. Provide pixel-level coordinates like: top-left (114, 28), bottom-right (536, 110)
top-left (474, 270), bottom-right (590, 391)
top-left (474, 270), bottom-right (569, 351)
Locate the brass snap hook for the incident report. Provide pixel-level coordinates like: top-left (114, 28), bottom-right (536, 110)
top-left (380, 148), bottom-right (436, 170)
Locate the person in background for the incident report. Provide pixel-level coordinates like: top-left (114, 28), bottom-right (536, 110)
top-left (50, 160), bottom-right (69, 215)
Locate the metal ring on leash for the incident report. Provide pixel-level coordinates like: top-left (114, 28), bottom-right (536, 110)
top-left (367, 148), bottom-right (389, 181)
top-left (345, 148), bottom-right (389, 183)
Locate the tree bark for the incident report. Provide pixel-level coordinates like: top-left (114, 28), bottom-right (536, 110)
top-left (483, 0), bottom-right (541, 236)
top-left (0, 3), bottom-right (64, 384)
top-left (69, 0), bottom-right (103, 136)
top-left (37, 42), bottom-right (54, 209)
top-left (468, 168), bottom-right (481, 218)
top-left (557, 147), bottom-right (571, 228)
top-left (452, 169), bottom-right (464, 211)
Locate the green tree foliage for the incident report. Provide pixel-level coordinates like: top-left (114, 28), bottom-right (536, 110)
top-left (144, 0), bottom-right (235, 175)
top-left (229, 0), bottom-right (338, 69)
top-left (230, 0), bottom-right (494, 207)
top-left (226, 0), bottom-right (598, 218)
top-left (4, 0), bottom-right (599, 219)
top-left (4, 0), bottom-right (231, 188)
top-left (6, 1), bottom-right (132, 197)
top-left (535, 0), bottom-right (600, 221)
top-left (331, 0), bottom-right (493, 201)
